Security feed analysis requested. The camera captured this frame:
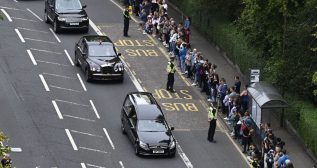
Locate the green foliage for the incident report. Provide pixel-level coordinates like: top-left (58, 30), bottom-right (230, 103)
top-left (0, 132), bottom-right (11, 158)
top-left (0, 14), bottom-right (3, 20)
top-left (313, 72), bottom-right (317, 96)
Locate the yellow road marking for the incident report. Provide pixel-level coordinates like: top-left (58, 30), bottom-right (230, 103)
top-left (115, 47), bottom-right (119, 51)
top-left (97, 26), bottom-right (101, 30)
top-left (199, 100), bottom-right (225, 131)
top-left (126, 62), bottom-right (130, 67)
top-left (146, 34), bottom-right (157, 44)
top-left (138, 79), bottom-right (142, 83)
top-left (121, 55), bottom-right (125, 59)
top-left (132, 70), bottom-right (136, 75)
top-left (102, 32), bottom-right (107, 36)
top-left (225, 132), bottom-right (252, 167)
top-left (143, 87), bottom-right (147, 92)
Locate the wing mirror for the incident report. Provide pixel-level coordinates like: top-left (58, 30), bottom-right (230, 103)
top-left (82, 4), bottom-right (87, 8)
top-left (170, 127), bottom-right (174, 131)
top-left (118, 53), bottom-right (122, 56)
top-left (82, 53), bottom-right (87, 57)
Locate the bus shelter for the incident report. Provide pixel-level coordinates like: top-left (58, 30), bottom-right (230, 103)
top-left (247, 81), bottom-right (289, 148)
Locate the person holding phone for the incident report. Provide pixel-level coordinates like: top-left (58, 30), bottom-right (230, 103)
top-left (1, 154), bottom-right (12, 168)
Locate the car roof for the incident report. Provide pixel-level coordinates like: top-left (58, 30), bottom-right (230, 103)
top-left (136, 105), bottom-right (164, 120)
top-left (83, 35), bottom-right (113, 43)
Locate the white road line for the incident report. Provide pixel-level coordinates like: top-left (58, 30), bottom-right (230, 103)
top-left (39, 74), bottom-right (50, 91)
top-left (24, 38), bottom-right (55, 44)
top-left (17, 27), bottom-right (49, 33)
top-left (49, 28), bottom-right (61, 42)
top-left (89, 19), bottom-right (144, 92)
top-left (11, 17), bottom-right (38, 22)
top-left (64, 50), bottom-right (74, 66)
top-left (86, 164), bottom-right (106, 168)
top-left (119, 161), bottom-right (125, 168)
top-left (30, 48), bottom-right (61, 54)
top-left (27, 50), bottom-right (37, 65)
top-left (49, 85), bottom-right (82, 93)
top-left (63, 115), bottom-right (96, 122)
top-left (176, 141), bottom-right (193, 168)
top-left (0, 6), bottom-right (23, 11)
top-left (89, 100), bottom-right (100, 119)
top-left (103, 128), bottom-right (115, 150)
top-left (65, 129), bottom-right (78, 150)
top-left (0, 9), bottom-right (12, 22)
top-left (13, 0), bottom-right (18, 3)
top-left (70, 130), bottom-right (103, 138)
top-left (77, 73), bottom-right (87, 91)
top-left (26, 8), bottom-right (43, 21)
top-left (15, 29), bottom-right (25, 43)
top-left (55, 99), bottom-right (89, 107)
top-left (43, 72), bottom-right (76, 79)
top-left (78, 147), bottom-right (107, 154)
top-left (81, 163), bottom-right (87, 168)
top-left (52, 100), bottom-right (63, 119)
top-left (36, 60), bottom-right (69, 66)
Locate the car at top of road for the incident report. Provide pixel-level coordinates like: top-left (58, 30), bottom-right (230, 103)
top-left (44, 0), bottom-right (89, 33)
top-left (74, 35), bottom-right (124, 82)
top-left (121, 92), bottom-right (177, 156)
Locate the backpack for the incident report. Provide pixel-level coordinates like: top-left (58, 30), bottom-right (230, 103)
top-left (266, 152), bottom-right (274, 164)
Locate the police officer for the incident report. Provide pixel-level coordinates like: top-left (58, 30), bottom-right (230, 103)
top-left (207, 102), bottom-right (217, 143)
top-left (251, 154), bottom-right (261, 168)
top-left (166, 56), bottom-right (176, 93)
top-left (123, 5), bottom-right (131, 37)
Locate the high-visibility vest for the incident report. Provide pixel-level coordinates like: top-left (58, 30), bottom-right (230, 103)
top-left (167, 62), bottom-right (175, 73)
top-left (251, 160), bottom-right (260, 168)
top-left (209, 107), bottom-right (217, 120)
top-left (123, 9), bottom-right (129, 19)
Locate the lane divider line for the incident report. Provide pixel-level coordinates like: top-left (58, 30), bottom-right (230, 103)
top-left (70, 130), bottom-right (103, 138)
top-left (0, 6), bottom-right (24, 11)
top-left (15, 29), bottom-right (25, 42)
top-left (64, 50), bottom-right (74, 66)
top-left (30, 48), bottom-right (61, 54)
top-left (55, 99), bottom-right (89, 107)
top-left (78, 147), bottom-right (107, 154)
top-left (77, 73), bottom-right (87, 91)
top-left (119, 161), bottom-right (125, 168)
top-left (39, 74), bottom-right (50, 91)
top-left (103, 128), bottom-right (115, 150)
top-left (43, 72), bottom-right (76, 79)
top-left (17, 27), bottom-right (49, 33)
top-left (26, 8), bottom-right (43, 21)
top-left (81, 163), bottom-right (86, 168)
top-left (97, 26), bottom-right (101, 30)
top-left (49, 85), bottom-right (82, 92)
top-left (126, 62), bottom-right (130, 67)
top-left (24, 38), bottom-right (55, 44)
top-left (49, 28), bottom-right (61, 42)
top-left (86, 164), bottom-right (106, 168)
top-left (225, 132), bottom-right (252, 167)
top-left (11, 17), bottom-right (38, 22)
top-left (89, 100), bottom-right (100, 119)
top-left (89, 19), bottom-right (103, 35)
top-left (27, 50), bottom-right (37, 65)
top-left (63, 115), bottom-right (96, 122)
top-left (0, 9), bottom-right (12, 22)
top-left (36, 60), bottom-right (69, 66)
top-left (52, 100), bottom-right (63, 119)
top-left (65, 129), bottom-right (78, 150)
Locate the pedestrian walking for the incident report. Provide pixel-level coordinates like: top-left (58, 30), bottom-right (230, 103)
top-left (207, 103), bottom-right (217, 143)
top-left (166, 56), bottom-right (176, 93)
top-left (123, 5), bottom-right (131, 37)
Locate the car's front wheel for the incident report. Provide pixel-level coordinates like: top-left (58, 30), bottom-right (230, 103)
top-left (44, 10), bottom-right (49, 23)
top-left (85, 69), bottom-right (92, 82)
top-left (74, 53), bottom-right (79, 66)
top-left (53, 19), bottom-right (60, 33)
top-left (135, 143), bottom-right (140, 156)
top-left (121, 122), bottom-right (126, 134)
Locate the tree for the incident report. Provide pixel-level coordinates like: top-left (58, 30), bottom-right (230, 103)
top-left (0, 131), bottom-right (10, 158)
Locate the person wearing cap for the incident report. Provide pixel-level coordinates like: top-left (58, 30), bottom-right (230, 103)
top-left (123, 5), bottom-right (131, 37)
top-left (207, 102), bottom-right (217, 143)
top-left (166, 56), bottom-right (176, 93)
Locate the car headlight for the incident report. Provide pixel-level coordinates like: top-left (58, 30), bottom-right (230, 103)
top-left (57, 17), bottom-right (66, 21)
top-left (139, 141), bottom-right (148, 148)
top-left (169, 141), bottom-right (175, 148)
top-left (82, 17), bottom-right (89, 21)
top-left (90, 66), bottom-right (101, 72)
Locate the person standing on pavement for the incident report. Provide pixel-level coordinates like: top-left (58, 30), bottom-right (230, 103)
top-left (219, 79), bottom-right (227, 113)
top-left (123, 5), bottom-right (131, 37)
top-left (179, 43), bottom-right (187, 74)
top-left (140, 0), bottom-right (150, 15)
top-left (1, 154), bottom-right (12, 168)
top-left (240, 84), bottom-right (249, 113)
top-left (166, 56), bottom-right (176, 93)
top-left (182, 14), bottom-right (191, 43)
top-left (185, 44), bottom-right (192, 78)
top-left (234, 76), bottom-right (241, 94)
top-left (278, 149), bottom-right (290, 168)
top-left (207, 103), bottom-right (217, 143)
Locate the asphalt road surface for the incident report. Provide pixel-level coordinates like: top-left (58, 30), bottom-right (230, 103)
top-left (0, 0), bottom-right (250, 167)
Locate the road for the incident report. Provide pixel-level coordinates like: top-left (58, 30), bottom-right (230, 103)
top-left (0, 0), bottom-right (250, 167)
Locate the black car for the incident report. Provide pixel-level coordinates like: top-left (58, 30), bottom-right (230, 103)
top-left (121, 92), bottom-right (176, 156)
top-left (74, 35), bottom-right (124, 82)
top-left (44, 0), bottom-right (89, 33)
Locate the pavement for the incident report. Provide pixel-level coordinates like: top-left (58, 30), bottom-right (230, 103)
top-left (0, 0), bottom-right (314, 168)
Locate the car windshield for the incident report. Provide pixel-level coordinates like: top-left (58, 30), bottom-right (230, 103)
top-left (138, 120), bottom-right (169, 132)
top-left (56, 0), bottom-right (82, 10)
top-left (89, 45), bottom-right (116, 57)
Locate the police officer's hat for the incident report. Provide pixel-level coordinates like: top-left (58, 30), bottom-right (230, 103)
top-left (169, 56), bottom-right (175, 61)
top-left (125, 5), bottom-right (129, 8)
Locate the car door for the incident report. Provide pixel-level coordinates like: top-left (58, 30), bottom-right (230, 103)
top-left (128, 112), bottom-right (137, 143)
top-left (75, 38), bottom-right (83, 65)
top-left (122, 95), bottom-right (132, 133)
top-left (80, 43), bottom-right (88, 71)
